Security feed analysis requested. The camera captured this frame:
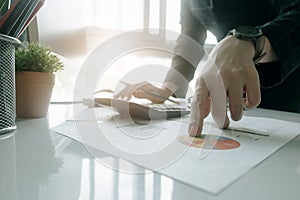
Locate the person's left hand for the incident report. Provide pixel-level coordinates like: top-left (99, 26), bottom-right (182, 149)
top-left (114, 81), bottom-right (173, 103)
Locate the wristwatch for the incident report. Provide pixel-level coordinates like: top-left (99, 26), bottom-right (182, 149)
top-left (227, 26), bottom-right (266, 63)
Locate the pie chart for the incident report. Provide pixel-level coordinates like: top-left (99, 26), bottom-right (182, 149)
top-left (177, 135), bottom-right (240, 150)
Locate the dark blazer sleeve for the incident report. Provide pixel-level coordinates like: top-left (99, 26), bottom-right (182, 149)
top-left (163, 0), bottom-right (207, 98)
top-left (260, 0), bottom-right (300, 85)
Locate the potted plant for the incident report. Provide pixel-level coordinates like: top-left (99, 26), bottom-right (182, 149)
top-left (15, 42), bottom-right (64, 118)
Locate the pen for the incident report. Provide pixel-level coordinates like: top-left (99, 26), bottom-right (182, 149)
top-left (119, 81), bottom-right (180, 104)
top-left (228, 127), bottom-right (269, 137)
top-left (205, 121), bottom-right (270, 137)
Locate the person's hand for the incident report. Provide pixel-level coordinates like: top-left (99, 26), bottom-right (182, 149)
top-left (114, 81), bottom-right (173, 103)
top-left (189, 35), bottom-right (261, 136)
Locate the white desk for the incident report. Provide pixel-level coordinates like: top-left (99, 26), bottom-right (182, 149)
top-left (1, 104), bottom-right (300, 200)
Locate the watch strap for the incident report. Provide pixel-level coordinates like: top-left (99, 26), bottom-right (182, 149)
top-left (227, 28), bottom-right (266, 64)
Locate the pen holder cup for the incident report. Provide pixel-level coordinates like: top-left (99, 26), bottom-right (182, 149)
top-left (0, 34), bottom-right (20, 135)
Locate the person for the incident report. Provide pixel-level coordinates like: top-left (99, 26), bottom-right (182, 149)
top-left (115, 0), bottom-right (300, 136)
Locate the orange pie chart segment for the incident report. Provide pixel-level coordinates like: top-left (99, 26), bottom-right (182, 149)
top-left (177, 135), bottom-right (240, 150)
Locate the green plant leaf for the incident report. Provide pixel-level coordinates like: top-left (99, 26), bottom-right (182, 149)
top-left (15, 42), bottom-right (64, 73)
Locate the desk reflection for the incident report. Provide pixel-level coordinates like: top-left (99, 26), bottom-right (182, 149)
top-left (0, 132), bottom-right (17, 200)
top-left (15, 118), bottom-right (62, 200)
top-left (4, 116), bottom-right (177, 200)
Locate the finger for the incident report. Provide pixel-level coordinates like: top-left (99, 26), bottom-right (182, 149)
top-left (208, 78), bottom-right (229, 129)
top-left (133, 82), bottom-right (170, 103)
top-left (134, 89), bottom-right (165, 103)
top-left (113, 87), bottom-right (131, 99)
top-left (188, 77), bottom-right (210, 137)
top-left (204, 97), bottom-right (211, 117)
top-left (244, 67), bottom-right (261, 109)
top-left (125, 87), bottom-right (139, 100)
top-left (200, 56), bottom-right (229, 130)
top-left (223, 115), bottom-right (230, 129)
top-left (228, 84), bottom-right (244, 121)
top-left (114, 87), bottom-right (135, 100)
top-left (114, 81), bottom-right (148, 100)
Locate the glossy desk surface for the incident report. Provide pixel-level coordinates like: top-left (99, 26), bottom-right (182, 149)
top-left (1, 104), bottom-right (300, 200)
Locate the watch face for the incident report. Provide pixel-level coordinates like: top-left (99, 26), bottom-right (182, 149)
top-left (233, 26), bottom-right (263, 38)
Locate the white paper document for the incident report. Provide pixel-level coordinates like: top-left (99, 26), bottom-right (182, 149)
top-left (51, 108), bottom-right (300, 194)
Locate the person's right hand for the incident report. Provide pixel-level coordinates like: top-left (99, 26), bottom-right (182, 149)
top-left (114, 81), bottom-right (173, 103)
top-left (188, 35), bottom-right (262, 137)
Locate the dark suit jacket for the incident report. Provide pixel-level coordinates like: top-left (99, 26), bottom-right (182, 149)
top-left (164, 0), bottom-right (300, 112)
